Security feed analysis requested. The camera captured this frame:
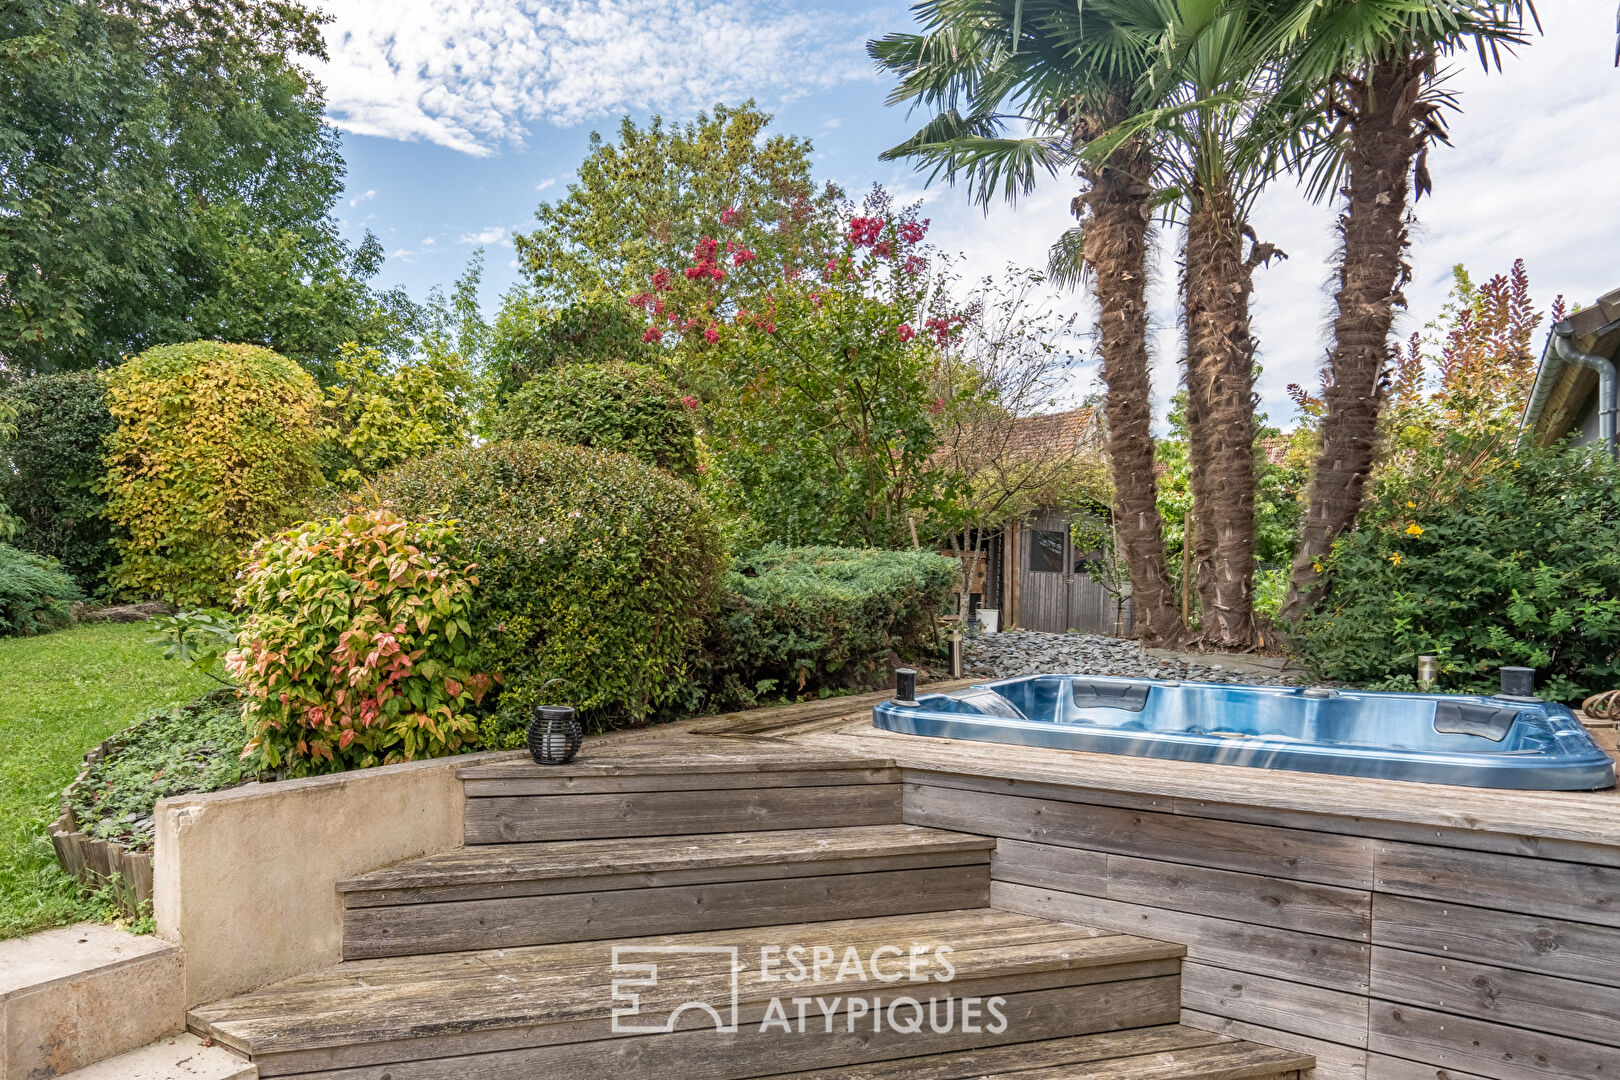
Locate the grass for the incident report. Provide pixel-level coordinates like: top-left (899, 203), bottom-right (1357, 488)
top-left (0, 620), bottom-right (216, 939)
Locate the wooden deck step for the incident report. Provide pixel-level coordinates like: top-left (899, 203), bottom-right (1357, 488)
top-left (338, 825), bottom-right (997, 959)
top-left (189, 909), bottom-right (1188, 1079)
top-left (761, 1026), bottom-right (1315, 1078)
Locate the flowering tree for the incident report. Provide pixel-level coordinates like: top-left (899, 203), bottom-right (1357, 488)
top-left (633, 187), bottom-right (961, 547)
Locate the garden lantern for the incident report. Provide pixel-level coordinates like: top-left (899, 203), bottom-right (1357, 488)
top-left (528, 705), bottom-right (583, 765)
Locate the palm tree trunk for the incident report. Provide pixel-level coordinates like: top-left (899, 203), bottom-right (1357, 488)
top-left (1283, 53), bottom-right (1426, 621)
top-left (1084, 146), bottom-right (1181, 646)
top-left (1183, 183), bottom-right (1262, 647)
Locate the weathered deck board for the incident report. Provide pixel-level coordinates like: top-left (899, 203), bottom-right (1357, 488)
top-left (991, 840), bottom-right (1370, 941)
top-left (1367, 1000), bottom-right (1617, 1080)
top-left (1370, 893), bottom-right (1620, 985)
top-left (1180, 962), bottom-right (1370, 1048)
top-left (907, 783), bottom-right (1375, 889)
top-left (1183, 1011), bottom-right (1368, 1080)
top-left (341, 825), bottom-right (994, 899)
top-left (343, 863), bottom-right (992, 958)
top-left (1374, 842), bottom-right (1620, 927)
top-left (264, 979), bottom-right (1182, 1079)
top-left (1370, 945), bottom-right (1620, 1047)
top-left (465, 782), bottom-right (903, 843)
top-left (993, 882), bottom-right (1372, 995)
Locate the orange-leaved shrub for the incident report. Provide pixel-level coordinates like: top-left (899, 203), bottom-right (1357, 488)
top-left (227, 508), bottom-right (495, 775)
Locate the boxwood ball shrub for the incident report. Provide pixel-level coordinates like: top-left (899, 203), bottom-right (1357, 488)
top-left (0, 371), bottom-right (119, 590)
top-left (368, 440), bottom-right (723, 734)
top-left (494, 362), bottom-right (699, 479)
top-left (103, 342), bottom-right (324, 605)
top-left (0, 543), bottom-right (83, 636)
top-left (706, 545), bottom-right (955, 707)
top-left (1296, 444), bottom-right (1620, 702)
top-left (227, 509), bottom-right (494, 775)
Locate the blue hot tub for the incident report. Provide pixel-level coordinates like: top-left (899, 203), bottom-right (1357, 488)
top-left (872, 675), bottom-right (1616, 790)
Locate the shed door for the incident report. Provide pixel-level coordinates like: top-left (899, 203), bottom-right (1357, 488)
top-left (1017, 512), bottom-right (1132, 636)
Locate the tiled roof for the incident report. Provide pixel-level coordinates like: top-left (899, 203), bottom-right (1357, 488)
top-left (1001, 407), bottom-right (1101, 457)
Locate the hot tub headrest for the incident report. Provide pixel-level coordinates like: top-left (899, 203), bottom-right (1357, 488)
top-left (1071, 679), bottom-right (1150, 713)
top-left (1433, 701), bottom-right (1520, 742)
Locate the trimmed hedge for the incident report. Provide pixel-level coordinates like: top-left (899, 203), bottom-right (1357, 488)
top-left (494, 362), bottom-right (699, 479)
top-left (0, 542), bottom-right (83, 636)
top-left (367, 440), bottom-right (724, 734)
top-left (706, 545), bottom-right (954, 707)
top-left (103, 342), bottom-right (324, 605)
top-left (0, 371), bottom-right (119, 590)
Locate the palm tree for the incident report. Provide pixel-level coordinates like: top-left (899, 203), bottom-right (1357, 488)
top-left (1087, 0), bottom-right (1307, 647)
top-left (869, 0), bottom-right (1186, 644)
top-left (1279, 2), bottom-right (1538, 621)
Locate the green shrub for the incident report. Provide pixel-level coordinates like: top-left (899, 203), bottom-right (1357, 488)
top-left (323, 343), bottom-right (480, 486)
top-left (1296, 444), bottom-right (1620, 702)
top-left (488, 295), bottom-right (656, 401)
top-left (0, 543), bottom-right (83, 636)
top-left (368, 440), bottom-right (723, 735)
top-left (0, 371), bottom-right (119, 590)
top-left (69, 691), bottom-right (250, 851)
top-left (227, 509), bottom-right (494, 775)
top-left (706, 545), bottom-right (954, 707)
top-left (103, 342), bottom-right (324, 605)
top-left (494, 362), bottom-right (698, 479)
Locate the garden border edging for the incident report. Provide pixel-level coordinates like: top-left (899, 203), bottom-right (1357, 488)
top-left (154, 749), bottom-right (525, 1006)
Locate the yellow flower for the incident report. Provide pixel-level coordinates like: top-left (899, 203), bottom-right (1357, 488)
top-left (1389, 552), bottom-right (1403, 565)
top-left (1405, 523), bottom-right (1424, 537)
top-left (1405, 501), bottom-right (1416, 509)
top-left (1312, 562), bottom-right (1323, 574)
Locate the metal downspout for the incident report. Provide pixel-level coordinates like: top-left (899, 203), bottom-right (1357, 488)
top-left (1550, 321), bottom-right (1618, 457)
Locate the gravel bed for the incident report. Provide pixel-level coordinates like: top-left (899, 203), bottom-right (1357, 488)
top-left (965, 630), bottom-right (1305, 686)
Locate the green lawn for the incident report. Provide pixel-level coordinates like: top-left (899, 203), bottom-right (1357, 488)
top-left (0, 621), bottom-right (216, 938)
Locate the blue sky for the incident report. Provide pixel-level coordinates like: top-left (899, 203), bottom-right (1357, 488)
top-left (323, 0), bottom-right (1620, 427)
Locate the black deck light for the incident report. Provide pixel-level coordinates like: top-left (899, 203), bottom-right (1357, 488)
top-left (895, 667), bottom-right (919, 706)
top-left (1498, 666), bottom-right (1538, 701)
top-left (528, 705), bottom-right (583, 764)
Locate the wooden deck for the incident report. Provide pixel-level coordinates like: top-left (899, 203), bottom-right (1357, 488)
top-left (677, 689), bottom-right (1620, 1080)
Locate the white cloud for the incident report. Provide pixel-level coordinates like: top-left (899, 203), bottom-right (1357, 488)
top-left (312, 0), bottom-right (873, 155)
top-left (348, 188), bottom-right (376, 206)
top-left (459, 225), bottom-right (509, 245)
top-left (421, 236), bottom-right (436, 246)
top-left (535, 177), bottom-right (556, 192)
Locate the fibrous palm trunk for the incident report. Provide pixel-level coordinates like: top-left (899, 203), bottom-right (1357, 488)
top-left (1283, 52), bottom-right (1427, 621)
top-left (1182, 182), bottom-right (1267, 647)
top-left (1083, 142), bottom-right (1182, 645)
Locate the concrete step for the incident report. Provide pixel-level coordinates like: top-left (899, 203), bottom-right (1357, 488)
top-left (338, 825), bottom-right (996, 958)
top-left (0, 922), bottom-right (184, 1079)
top-left (188, 908), bottom-right (1187, 1079)
top-left (761, 1025), bottom-right (1315, 1078)
top-left (55, 1033), bottom-right (256, 1080)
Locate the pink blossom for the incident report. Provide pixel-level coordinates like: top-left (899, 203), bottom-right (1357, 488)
top-left (642, 326), bottom-right (664, 343)
top-left (873, 241), bottom-right (892, 257)
top-left (651, 268), bottom-right (671, 291)
top-left (704, 324), bottom-right (719, 344)
top-left (929, 396), bottom-right (946, 414)
top-left (721, 207), bottom-right (740, 226)
top-left (900, 220), bottom-right (927, 245)
top-left (732, 248), bottom-right (755, 267)
top-left (904, 255), bottom-right (926, 275)
top-left (682, 395), bottom-right (701, 409)
top-left (897, 324), bottom-right (915, 343)
top-left (694, 236), bottom-right (719, 262)
top-left (849, 216), bottom-right (884, 247)
top-left (628, 291), bottom-right (653, 308)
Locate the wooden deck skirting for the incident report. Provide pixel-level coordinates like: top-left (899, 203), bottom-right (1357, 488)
top-left (731, 709), bottom-right (1620, 1080)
